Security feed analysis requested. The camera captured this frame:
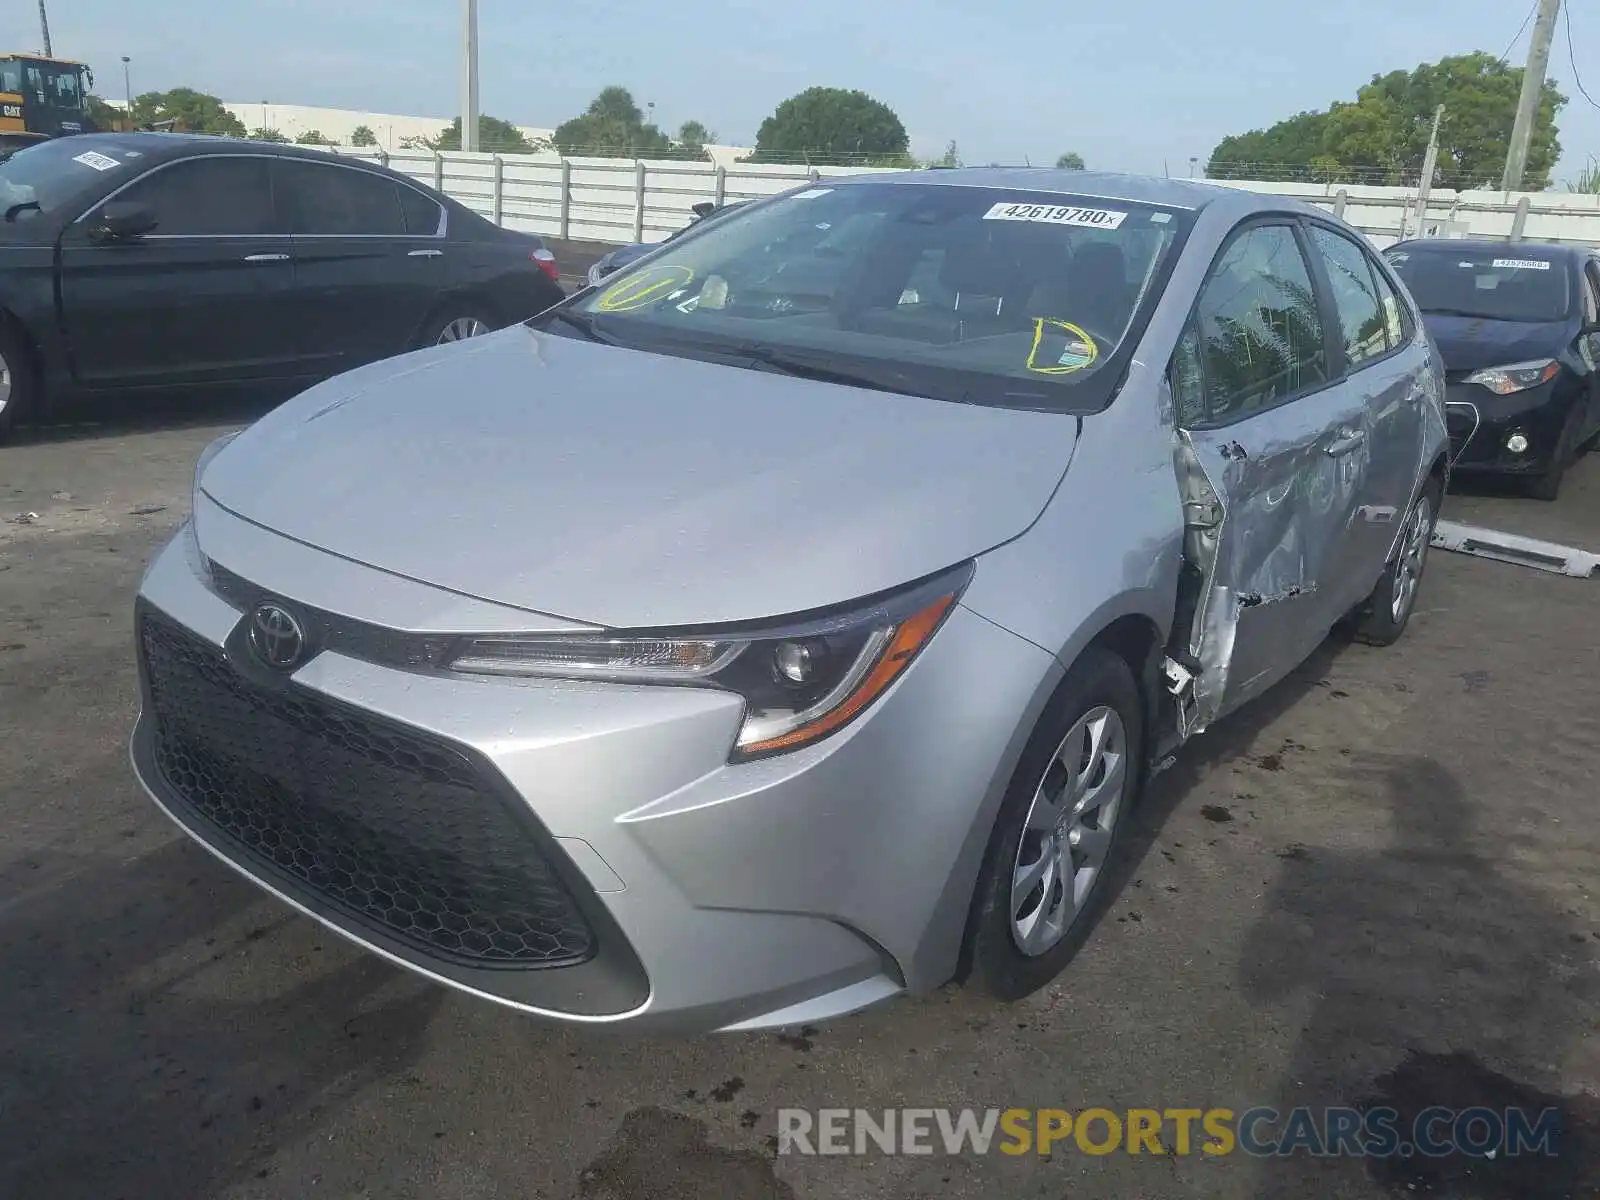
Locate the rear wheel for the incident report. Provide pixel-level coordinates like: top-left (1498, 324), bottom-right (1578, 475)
top-left (420, 307), bottom-right (498, 348)
top-left (1352, 482), bottom-right (1439, 647)
top-left (964, 647), bottom-right (1143, 1001)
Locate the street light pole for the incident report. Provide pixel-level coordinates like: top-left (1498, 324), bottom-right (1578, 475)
top-left (1502, 0), bottom-right (1561, 191)
top-left (37, 0), bottom-right (52, 56)
top-left (121, 57), bottom-right (132, 112)
top-left (461, 0), bottom-right (480, 152)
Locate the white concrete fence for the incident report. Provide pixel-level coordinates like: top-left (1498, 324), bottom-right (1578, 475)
top-left (323, 146), bottom-right (1600, 250)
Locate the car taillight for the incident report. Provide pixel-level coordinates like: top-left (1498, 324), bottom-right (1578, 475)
top-left (531, 247), bottom-right (560, 282)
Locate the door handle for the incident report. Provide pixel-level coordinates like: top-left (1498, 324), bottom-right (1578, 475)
top-left (407, 249), bottom-right (443, 258)
top-left (1326, 428), bottom-right (1367, 457)
top-left (243, 252), bottom-right (291, 262)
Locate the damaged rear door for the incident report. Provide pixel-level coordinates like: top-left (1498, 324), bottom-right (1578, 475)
top-left (1166, 219), bottom-right (1373, 734)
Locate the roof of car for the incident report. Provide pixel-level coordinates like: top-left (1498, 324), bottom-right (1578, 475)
top-left (827, 167), bottom-right (1275, 213)
top-left (59, 132), bottom-right (398, 170)
top-left (1387, 237), bottom-right (1586, 259)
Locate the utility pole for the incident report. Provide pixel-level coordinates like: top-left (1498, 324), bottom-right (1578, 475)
top-left (121, 57), bottom-right (132, 112)
top-left (1412, 104), bottom-right (1445, 236)
top-left (460, 0), bottom-right (480, 152)
top-left (37, 0), bottom-right (52, 56)
top-left (1502, 0), bottom-right (1561, 191)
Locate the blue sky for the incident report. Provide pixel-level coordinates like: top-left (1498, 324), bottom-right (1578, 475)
top-left (8, 0), bottom-right (1600, 185)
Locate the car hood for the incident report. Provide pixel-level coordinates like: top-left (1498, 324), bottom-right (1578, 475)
top-left (200, 327), bottom-right (1078, 629)
top-left (1421, 312), bottom-right (1571, 373)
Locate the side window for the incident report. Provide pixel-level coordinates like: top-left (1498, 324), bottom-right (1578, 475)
top-left (1177, 223), bottom-right (1329, 425)
top-left (1369, 259), bottom-right (1410, 349)
top-left (397, 186), bottom-right (443, 236)
top-left (1582, 262), bottom-right (1600, 326)
top-left (275, 160), bottom-right (405, 236)
top-left (114, 157), bottom-right (275, 236)
top-left (1309, 225), bottom-right (1387, 368)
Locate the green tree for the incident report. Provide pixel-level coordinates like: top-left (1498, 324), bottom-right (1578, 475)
top-left (552, 87), bottom-right (678, 158)
top-left (752, 86), bottom-right (908, 165)
top-left (428, 114), bottom-right (534, 152)
top-left (350, 124), bottom-right (378, 147)
top-left (294, 129), bottom-right (334, 146)
top-left (85, 94), bottom-right (124, 131)
top-left (247, 127), bottom-right (290, 143)
top-left (129, 87), bottom-right (246, 136)
top-left (1207, 52), bottom-right (1565, 188)
top-left (1055, 151), bottom-right (1085, 170)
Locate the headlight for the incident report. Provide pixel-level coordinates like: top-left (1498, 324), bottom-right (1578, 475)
top-left (1462, 359), bottom-right (1560, 395)
top-left (447, 563), bottom-right (973, 760)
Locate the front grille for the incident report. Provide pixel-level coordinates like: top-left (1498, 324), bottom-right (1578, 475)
top-left (140, 608), bottom-right (595, 969)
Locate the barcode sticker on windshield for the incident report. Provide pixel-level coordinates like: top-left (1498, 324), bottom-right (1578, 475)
top-left (72, 151), bottom-right (120, 172)
top-left (982, 202), bottom-right (1127, 229)
top-left (1492, 257), bottom-right (1551, 270)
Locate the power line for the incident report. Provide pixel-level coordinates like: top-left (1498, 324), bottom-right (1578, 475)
top-left (1563, 3), bottom-right (1600, 111)
top-left (1501, 1), bottom-right (1538, 61)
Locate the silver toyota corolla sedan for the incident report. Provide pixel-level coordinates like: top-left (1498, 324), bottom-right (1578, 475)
top-left (130, 169), bottom-right (1449, 1033)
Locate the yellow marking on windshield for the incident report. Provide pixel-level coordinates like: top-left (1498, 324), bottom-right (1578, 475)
top-left (596, 265), bottom-right (696, 313)
top-left (1025, 319), bottom-right (1099, 375)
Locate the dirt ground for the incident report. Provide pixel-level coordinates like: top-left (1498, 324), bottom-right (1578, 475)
top-left (3, 390), bottom-right (1599, 1200)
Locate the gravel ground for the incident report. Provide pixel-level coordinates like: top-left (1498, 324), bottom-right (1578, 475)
top-left (3, 386), bottom-right (1598, 1200)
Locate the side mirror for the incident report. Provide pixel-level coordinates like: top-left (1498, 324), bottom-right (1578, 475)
top-left (89, 201), bottom-right (157, 242)
top-left (690, 201), bottom-right (716, 220)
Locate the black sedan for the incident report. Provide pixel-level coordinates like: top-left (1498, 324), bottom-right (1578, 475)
top-left (0, 133), bottom-right (567, 440)
top-left (1384, 238), bottom-right (1600, 500)
top-left (585, 200), bottom-right (752, 287)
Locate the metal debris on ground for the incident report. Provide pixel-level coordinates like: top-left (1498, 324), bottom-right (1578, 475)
top-left (1430, 519), bottom-right (1600, 578)
top-left (7, 511), bottom-right (39, 525)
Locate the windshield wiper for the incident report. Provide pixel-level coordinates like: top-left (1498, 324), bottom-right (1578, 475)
top-left (3, 200), bottom-right (39, 222)
top-left (1421, 307), bottom-right (1506, 320)
top-left (733, 344), bottom-right (940, 399)
top-left (540, 307), bottom-right (619, 345)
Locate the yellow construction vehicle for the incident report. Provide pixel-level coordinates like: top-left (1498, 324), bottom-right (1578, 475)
top-left (0, 52), bottom-right (98, 148)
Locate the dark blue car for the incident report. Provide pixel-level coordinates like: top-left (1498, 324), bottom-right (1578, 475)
top-left (585, 200), bottom-right (751, 288)
top-left (1384, 238), bottom-right (1600, 500)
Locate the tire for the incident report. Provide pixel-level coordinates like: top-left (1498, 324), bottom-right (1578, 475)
top-left (1351, 481), bottom-right (1440, 647)
top-left (1527, 407), bottom-right (1579, 502)
top-left (0, 322), bottom-right (36, 444)
top-left (964, 647), bottom-right (1144, 1001)
top-left (419, 306), bottom-right (498, 349)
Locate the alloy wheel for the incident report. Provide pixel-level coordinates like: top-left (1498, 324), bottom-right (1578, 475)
top-left (1010, 705), bottom-right (1128, 957)
top-left (1390, 494), bottom-right (1432, 623)
top-left (437, 317), bottom-right (489, 345)
top-left (0, 351), bottom-right (11, 418)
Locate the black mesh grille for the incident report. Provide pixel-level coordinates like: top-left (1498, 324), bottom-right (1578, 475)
top-left (140, 608), bottom-right (595, 968)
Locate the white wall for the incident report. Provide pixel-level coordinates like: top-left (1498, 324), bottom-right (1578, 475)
top-left (219, 102), bottom-right (555, 152)
top-left (319, 145), bottom-right (1600, 249)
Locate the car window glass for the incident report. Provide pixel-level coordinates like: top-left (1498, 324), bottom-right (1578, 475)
top-left (1184, 223), bottom-right (1329, 424)
top-left (397, 185), bottom-right (442, 235)
top-left (115, 157), bottom-right (275, 236)
top-left (1384, 247), bottom-right (1569, 322)
top-left (1369, 259), bottom-right (1408, 348)
top-left (1310, 226), bottom-right (1387, 367)
top-left (276, 160), bottom-right (405, 235)
top-left (1583, 264), bottom-right (1600, 325)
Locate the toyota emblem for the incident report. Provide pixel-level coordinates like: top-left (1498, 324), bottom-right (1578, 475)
top-left (247, 601), bottom-right (306, 669)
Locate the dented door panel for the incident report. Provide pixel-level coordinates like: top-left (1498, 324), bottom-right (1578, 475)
top-left (1179, 381), bottom-right (1371, 728)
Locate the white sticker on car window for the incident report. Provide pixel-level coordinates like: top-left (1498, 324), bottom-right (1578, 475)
top-left (790, 188), bottom-right (831, 199)
top-left (72, 151), bottom-right (121, 172)
top-left (1492, 258), bottom-right (1551, 270)
top-left (982, 202), bottom-right (1128, 229)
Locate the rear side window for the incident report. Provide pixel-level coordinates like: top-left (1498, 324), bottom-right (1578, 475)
top-left (1309, 226), bottom-right (1387, 368)
top-left (275, 160), bottom-right (405, 235)
top-left (115, 157), bottom-right (275, 236)
top-left (398, 185), bottom-right (443, 235)
top-left (1174, 223), bottom-right (1330, 425)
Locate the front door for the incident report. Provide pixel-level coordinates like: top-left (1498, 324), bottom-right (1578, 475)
top-left (272, 158), bottom-right (442, 374)
top-left (1169, 220), bottom-right (1372, 730)
top-left (59, 155), bottom-right (301, 388)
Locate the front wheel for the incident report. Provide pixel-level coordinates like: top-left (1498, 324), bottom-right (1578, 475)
top-left (420, 308), bottom-right (498, 348)
top-left (1352, 482), bottom-right (1439, 647)
top-left (0, 323), bottom-right (36, 444)
top-left (963, 647), bottom-right (1144, 1001)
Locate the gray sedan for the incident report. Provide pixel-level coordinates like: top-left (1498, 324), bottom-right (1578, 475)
top-left (130, 169), bottom-right (1449, 1033)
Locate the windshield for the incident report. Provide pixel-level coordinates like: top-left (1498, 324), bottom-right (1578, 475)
top-left (22, 60), bottom-right (87, 112)
top-left (564, 182), bottom-right (1191, 410)
top-left (0, 136), bottom-right (135, 221)
top-left (0, 61), bottom-right (20, 94)
top-left (1385, 247), bottom-right (1570, 323)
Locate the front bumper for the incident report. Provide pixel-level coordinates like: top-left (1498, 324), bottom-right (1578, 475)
top-left (1444, 380), bottom-right (1569, 475)
top-left (130, 515), bottom-right (1056, 1032)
